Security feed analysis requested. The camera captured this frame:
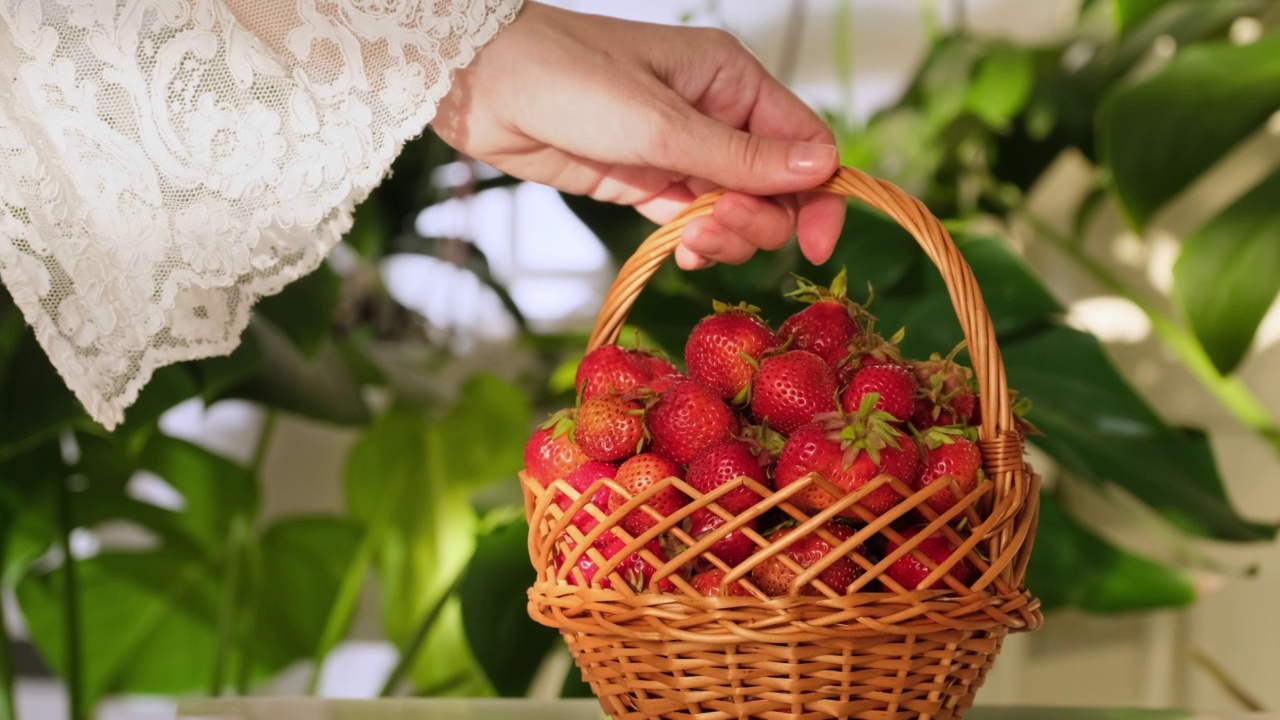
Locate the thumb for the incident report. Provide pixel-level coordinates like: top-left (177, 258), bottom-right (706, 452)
top-left (651, 107), bottom-right (839, 195)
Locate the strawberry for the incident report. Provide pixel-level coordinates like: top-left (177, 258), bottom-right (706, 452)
top-left (690, 568), bottom-right (753, 597)
top-left (915, 429), bottom-right (982, 515)
top-left (576, 345), bottom-right (672, 400)
top-left (909, 346), bottom-right (977, 430)
top-left (777, 269), bottom-right (866, 370)
top-left (884, 526), bottom-right (975, 590)
top-left (837, 323), bottom-right (905, 385)
top-left (688, 510), bottom-right (758, 568)
top-left (554, 461), bottom-right (617, 537)
top-left (750, 522), bottom-right (863, 596)
top-left (739, 422), bottom-right (786, 472)
top-left (609, 453), bottom-right (689, 536)
top-left (685, 301), bottom-right (775, 402)
top-left (686, 439), bottom-right (770, 515)
top-left (557, 532), bottom-right (675, 592)
top-left (750, 350), bottom-right (838, 436)
top-left (775, 399), bottom-right (919, 518)
top-left (524, 411), bottom-right (589, 488)
top-left (574, 393), bottom-right (646, 462)
top-left (647, 379), bottom-right (739, 465)
top-left (840, 363), bottom-right (915, 423)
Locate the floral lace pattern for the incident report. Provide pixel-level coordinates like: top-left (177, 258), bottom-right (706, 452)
top-left (0, 0), bottom-right (521, 428)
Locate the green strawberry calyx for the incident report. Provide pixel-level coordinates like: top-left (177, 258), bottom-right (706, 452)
top-left (740, 421), bottom-right (786, 464)
top-left (539, 408), bottom-right (577, 440)
top-left (818, 394), bottom-right (904, 468)
top-left (919, 425), bottom-right (978, 449)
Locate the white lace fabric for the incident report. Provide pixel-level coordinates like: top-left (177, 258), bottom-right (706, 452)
top-left (0, 0), bottom-right (521, 429)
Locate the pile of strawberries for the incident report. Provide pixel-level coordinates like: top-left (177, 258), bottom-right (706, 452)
top-left (524, 270), bottom-right (1020, 598)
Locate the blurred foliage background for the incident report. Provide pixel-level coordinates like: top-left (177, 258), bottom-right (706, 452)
top-left (2, 0), bottom-right (1280, 717)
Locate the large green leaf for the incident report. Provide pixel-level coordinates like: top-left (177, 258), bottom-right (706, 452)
top-left (138, 435), bottom-right (259, 550)
top-left (0, 440), bottom-right (62, 584)
top-left (460, 519), bottom-right (559, 697)
top-left (1004, 325), bottom-right (1274, 541)
top-left (964, 44), bottom-right (1035, 129)
top-left (1115, 0), bottom-right (1177, 34)
top-left (1028, 492), bottom-right (1196, 613)
top-left (254, 516), bottom-right (362, 670)
top-left (254, 264), bottom-right (341, 358)
top-left (227, 320), bottom-right (370, 425)
top-left (0, 327), bottom-right (83, 450)
top-left (1099, 33), bottom-right (1280, 229)
top-left (439, 376), bottom-right (532, 489)
top-left (1173, 168), bottom-right (1280, 374)
top-left (17, 549), bottom-right (222, 706)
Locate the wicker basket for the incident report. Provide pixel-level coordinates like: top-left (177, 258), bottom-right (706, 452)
top-left (521, 166), bottom-right (1043, 720)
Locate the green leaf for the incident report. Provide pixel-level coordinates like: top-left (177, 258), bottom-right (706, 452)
top-left (460, 519), bottom-right (559, 697)
top-left (438, 376), bottom-right (532, 489)
top-left (1099, 33), bottom-right (1280, 229)
top-left (1028, 492), bottom-right (1196, 613)
top-left (254, 516), bottom-right (362, 670)
top-left (138, 435), bottom-right (259, 549)
top-left (344, 406), bottom-right (478, 647)
top-left (1004, 325), bottom-right (1275, 541)
top-left (0, 440), bottom-right (62, 584)
top-left (17, 549), bottom-right (222, 706)
top-left (227, 320), bottom-right (370, 425)
top-left (254, 263), bottom-right (341, 358)
top-left (0, 328), bottom-right (84, 449)
top-left (116, 365), bottom-right (199, 438)
top-left (1173, 168), bottom-right (1280, 374)
top-left (1115, 0), bottom-right (1177, 34)
top-left (964, 45), bottom-right (1035, 128)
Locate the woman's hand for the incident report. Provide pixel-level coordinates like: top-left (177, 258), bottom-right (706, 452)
top-left (432, 1), bottom-right (846, 270)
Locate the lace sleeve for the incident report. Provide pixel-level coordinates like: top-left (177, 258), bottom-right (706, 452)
top-left (0, 0), bottom-right (522, 429)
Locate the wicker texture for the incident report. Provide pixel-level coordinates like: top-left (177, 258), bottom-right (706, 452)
top-left (523, 167), bottom-right (1043, 720)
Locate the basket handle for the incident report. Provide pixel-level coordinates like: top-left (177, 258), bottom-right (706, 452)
top-left (587, 166), bottom-right (1028, 517)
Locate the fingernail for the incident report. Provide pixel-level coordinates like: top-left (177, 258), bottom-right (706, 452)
top-left (788, 143), bottom-right (838, 172)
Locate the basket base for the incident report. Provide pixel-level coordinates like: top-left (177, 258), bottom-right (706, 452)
top-left (565, 628), bottom-right (1007, 720)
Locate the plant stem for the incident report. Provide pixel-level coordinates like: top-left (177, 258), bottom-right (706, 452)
top-left (56, 477), bottom-right (85, 720)
top-left (377, 574), bottom-right (464, 698)
top-left (234, 542), bottom-right (264, 695)
top-left (1021, 210), bottom-right (1280, 457)
top-left (0, 523), bottom-right (15, 720)
top-left (305, 465), bottom-right (408, 695)
top-left (209, 514), bottom-right (248, 696)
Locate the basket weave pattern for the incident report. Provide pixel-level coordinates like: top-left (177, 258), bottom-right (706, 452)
top-left (522, 167), bottom-right (1043, 720)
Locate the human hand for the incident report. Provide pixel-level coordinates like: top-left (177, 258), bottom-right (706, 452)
top-left (431, 1), bottom-right (846, 270)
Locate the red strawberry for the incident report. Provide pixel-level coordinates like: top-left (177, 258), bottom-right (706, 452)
top-left (688, 510), bottom-right (758, 568)
top-left (777, 269), bottom-right (865, 370)
top-left (775, 400), bottom-right (919, 518)
top-left (554, 461), bottom-right (617, 537)
top-left (575, 345), bottom-right (649, 400)
top-left (750, 522), bottom-right (863, 596)
top-left (647, 379), bottom-right (739, 465)
top-left (639, 352), bottom-right (680, 380)
top-left (885, 526), bottom-right (975, 591)
top-left (690, 568), bottom-right (753, 597)
top-left (686, 439), bottom-right (770, 515)
top-left (840, 363), bottom-right (915, 423)
top-left (574, 393), bottom-right (646, 462)
top-left (609, 453), bottom-right (689, 536)
top-left (557, 532), bottom-right (675, 592)
top-left (750, 350), bottom-right (838, 436)
top-left (909, 347), bottom-right (977, 430)
top-left (685, 301), bottom-right (775, 402)
top-left (524, 411), bottom-right (589, 488)
top-left (915, 429), bottom-right (982, 515)
top-left (837, 323), bottom-right (905, 385)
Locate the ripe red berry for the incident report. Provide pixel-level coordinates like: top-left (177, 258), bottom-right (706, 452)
top-left (608, 453), bottom-right (689, 537)
top-left (554, 461), bottom-right (617, 537)
top-left (884, 526), bottom-right (975, 591)
top-left (777, 270), bottom-right (865, 371)
top-left (688, 509), bottom-right (758, 569)
top-left (841, 363), bottom-right (915, 423)
top-left (575, 345), bottom-right (650, 400)
top-left (574, 393), bottom-right (646, 462)
top-left (908, 348), bottom-right (977, 430)
top-left (915, 431), bottom-right (982, 515)
top-left (647, 379), bottom-right (739, 466)
top-left (686, 439), bottom-right (770, 515)
top-left (524, 411), bottom-right (589, 488)
top-left (557, 532), bottom-right (675, 592)
top-left (685, 302), bottom-right (775, 402)
top-left (750, 350), bottom-right (837, 436)
top-left (750, 522), bottom-right (863, 596)
top-left (690, 568), bottom-right (753, 597)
